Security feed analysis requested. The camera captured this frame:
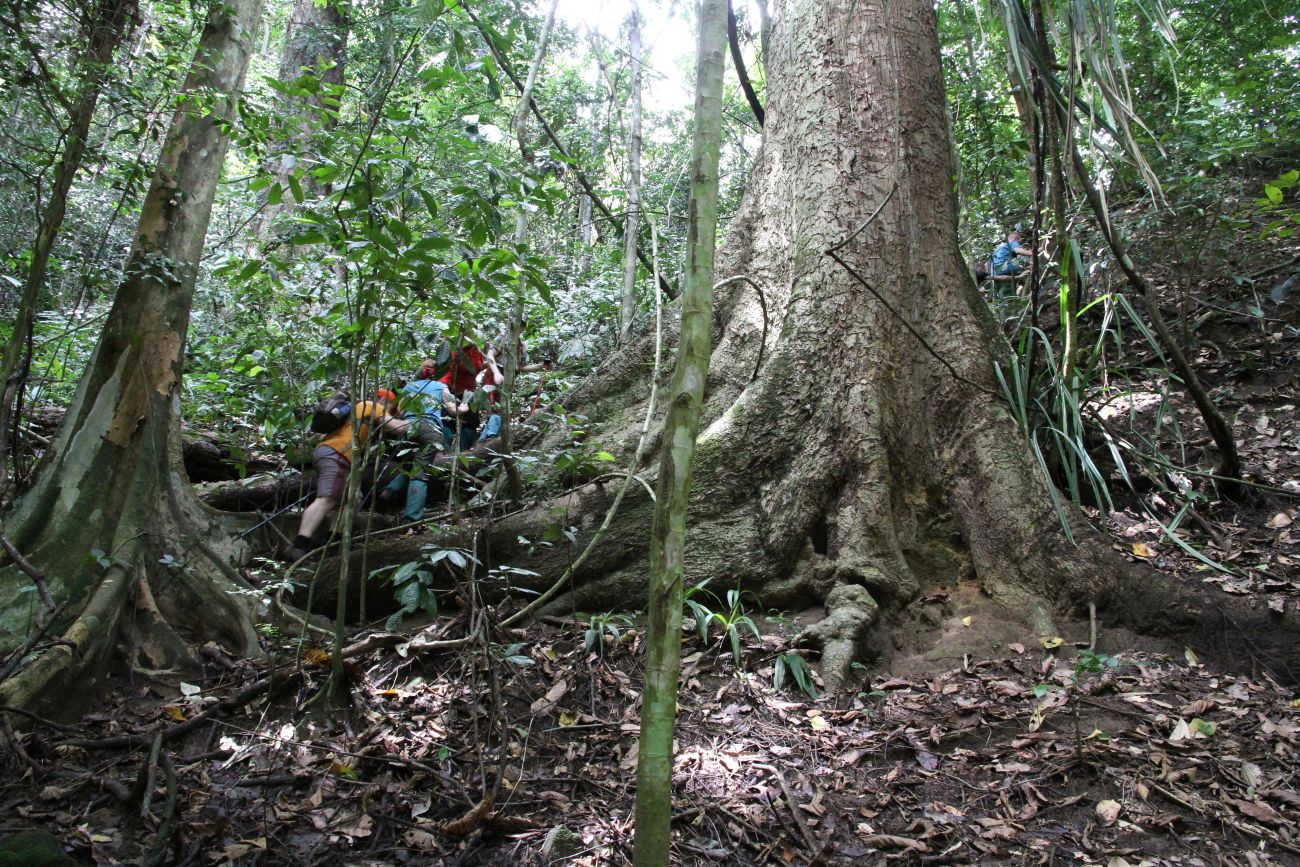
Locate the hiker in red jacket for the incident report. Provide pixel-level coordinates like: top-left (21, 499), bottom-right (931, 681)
top-left (439, 344), bottom-right (485, 451)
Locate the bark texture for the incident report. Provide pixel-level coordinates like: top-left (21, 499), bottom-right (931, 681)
top-left (0, 0), bottom-right (268, 719)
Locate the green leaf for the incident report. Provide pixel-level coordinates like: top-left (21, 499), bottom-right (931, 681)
top-left (396, 580), bottom-right (421, 611)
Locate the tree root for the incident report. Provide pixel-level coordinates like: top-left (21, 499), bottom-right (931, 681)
top-left (796, 583), bottom-right (880, 690)
top-left (0, 563), bottom-right (132, 719)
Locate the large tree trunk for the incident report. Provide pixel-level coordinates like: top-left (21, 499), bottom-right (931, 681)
top-left (0, 0), bottom-right (268, 719)
top-left (461, 0), bottom-right (1297, 686)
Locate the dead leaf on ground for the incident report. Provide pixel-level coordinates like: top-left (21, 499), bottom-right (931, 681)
top-left (530, 678), bottom-right (568, 715)
top-left (857, 832), bottom-right (928, 852)
top-left (1096, 799), bottom-right (1122, 826)
top-left (1228, 798), bottom-right (1283, 825)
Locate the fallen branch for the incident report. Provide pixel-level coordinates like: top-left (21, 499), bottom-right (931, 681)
top-left (140, 749), bottom-right (177, 867)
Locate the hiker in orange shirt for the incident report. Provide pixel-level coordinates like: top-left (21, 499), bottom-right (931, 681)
top-left (285, 389), bottom-right (408, 561)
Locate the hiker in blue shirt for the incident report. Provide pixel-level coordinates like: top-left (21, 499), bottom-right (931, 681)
top-left (990, 230), bottom-right (1033, 280)
top-left (382, 360), bottom-right (469, 523)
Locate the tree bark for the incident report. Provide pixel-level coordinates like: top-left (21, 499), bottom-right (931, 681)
top-left (259, 0), bottom-right (348, 236)
top-left (0, 0), bottom-right (268, 719)
top-left (633, 0), bottom-right (726, 861)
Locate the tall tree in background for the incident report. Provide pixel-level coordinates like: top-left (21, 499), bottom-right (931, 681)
top-left (481, 0), bottom-right (1298, 685)
top-left (260, 0), bottom-right (349, 235)
top-left (0, 0), bottom-right (139, 493)
top-left (633, 0), bottom-right (727, 860)
top-left (0, 0), bottom-right (267, 717)
top-left (499, 0), bottom-right (560, 505)
top-left (618, 2), bottom-right (644, 343)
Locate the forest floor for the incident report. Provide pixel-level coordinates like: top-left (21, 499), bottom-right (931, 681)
top-left (2, 191), bottom-right (1299, 865)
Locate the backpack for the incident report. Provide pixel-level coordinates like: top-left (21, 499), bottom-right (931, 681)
top-left (310, 392), bottom-right (352, 434)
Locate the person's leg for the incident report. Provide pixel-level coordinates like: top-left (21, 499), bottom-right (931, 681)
top-left (458, 412), bottom-right (479, 451)
top-left (402, 422), bottom-right (441, 522)
top-left (296, 496), bottom-right (337, 542)
top-left (381, 470), bottom-right (409, 506)
top-left (403, 478), bottom-right (428, 523)
top-left (478, 412), bottom-right (501, 442)
top-left (290, 446), bottom-right (349, 556)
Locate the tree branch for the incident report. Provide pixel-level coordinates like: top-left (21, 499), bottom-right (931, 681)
top-left (727, 0), bottom-right (764, 127)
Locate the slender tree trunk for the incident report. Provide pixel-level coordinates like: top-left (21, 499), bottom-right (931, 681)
top-left (633, 0), bottom-right (726, 861)
top-left (0, 0), bottom-right (138, 494)
top-left (1028, 0), bottom-right (1082, 383)
top-left (1056, 103), bottom-right (1242, 485)
top-left (727, 0), bottom-right (765, 127)
top-left (618, 4), bottom-right (644, 343)
top-left (500, 0), bottom-right (559, 505)
top-left (0, 0), bottom-right (268, 719)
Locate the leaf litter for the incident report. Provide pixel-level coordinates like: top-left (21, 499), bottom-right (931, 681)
top-left (1, 624), bottom-right (1298, 865)
top-left (3, 207), bottom-right (1299, 865)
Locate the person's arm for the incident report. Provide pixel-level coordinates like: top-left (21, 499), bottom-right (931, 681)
top-left (483, 348), bottom-right (504, 385)
top-left (440, 391), bottom-right (470, 416)
top-left (381, 413), bottom-right (410, 435)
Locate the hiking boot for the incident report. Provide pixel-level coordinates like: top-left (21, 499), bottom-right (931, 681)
top-left (281, 544), bottom-right (312, 563)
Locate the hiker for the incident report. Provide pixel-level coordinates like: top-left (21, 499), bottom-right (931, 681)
top-left (439, 342), bottom-right (487, 451)
top-left (477, 348), bottom-right (505, 443)
top-left (478, 330), bottom-right (553, 445)
top-left (990, 230), bottom-right (1034, 281)
top-left (382, 360), bottom-right (470, 522)
top-left (286, 388), bottom-right (409, 561)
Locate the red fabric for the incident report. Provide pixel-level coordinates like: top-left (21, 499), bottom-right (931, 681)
top-left (439, 345), bottom-right (484, 395)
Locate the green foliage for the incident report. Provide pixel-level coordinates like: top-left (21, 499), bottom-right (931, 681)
top-left (582, 611), bottom-right (635, 657)
top-left (1073, 649), bottom-right (1120, 682)
top-left (374, 560), bottom-right (437, 632)
top-left (498, 641), bottom-right (534, 667)
top-left (683, 580), bottom-right (761, 667)
top-left (773, 651), bottom-right (819, 699)
top-left (1257, 169), bottom-right (1300, 240)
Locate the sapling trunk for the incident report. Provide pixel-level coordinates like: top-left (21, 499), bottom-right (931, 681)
top-left (632, 0), bottom-right (727, 862)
